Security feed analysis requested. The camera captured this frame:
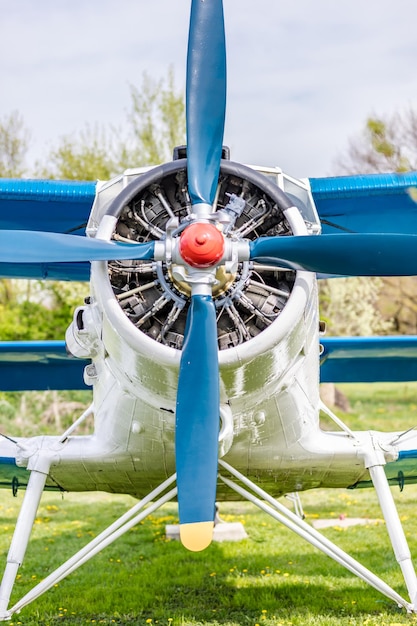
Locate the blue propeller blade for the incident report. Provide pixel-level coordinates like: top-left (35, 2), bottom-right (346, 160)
top-left (175, 294), bottom-right (220, 551)
top-left (250, 233), bottom-right (417, 276)
top-left (0, 230), bottom-right (155, 263)
top-left (186, 0), bottom-right (226, 206)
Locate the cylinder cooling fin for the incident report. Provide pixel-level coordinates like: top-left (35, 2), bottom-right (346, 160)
top-left (105, 160), bottom-right (299, 351)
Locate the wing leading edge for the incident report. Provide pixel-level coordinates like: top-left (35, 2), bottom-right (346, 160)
top-left (0, 172), bottom-right (416, 279)
top-left (1, 337), bottom-right (417, 391)
top-left (310, 171), bottom-right (417, 235)
top-left (0, 341), bottom-right (89, 391)
top-left (320, 336), bottom-right (417, 383)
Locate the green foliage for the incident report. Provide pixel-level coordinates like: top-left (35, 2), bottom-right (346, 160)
top-left (0, 389), bottom-right (92, 437)
top-left (379, 277), bottom-right (417, 334)
top-left (124, 66), bottom-right (186, 167)
top-left (335, 108), bottom-right (417, 175)
top-left (0, 110), bottom-right (30, 178)
top-left (333, 107), bottom-right (417, 335)
top-left (0, 280), bottom-right (88, 341)
top-left (319, 277), bottom-right (393, 336)
top-left (0, 68), bottom-right (185, 343)
top-left (38, 67), bottom-right (185, 180)
top-left (36, 125), bottom-right (119, 181)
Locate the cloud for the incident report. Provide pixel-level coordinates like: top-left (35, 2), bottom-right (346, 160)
top-left (1, 0), bottom-right (416, 178)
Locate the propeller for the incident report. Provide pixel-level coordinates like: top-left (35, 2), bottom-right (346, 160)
top-left (175, 294), bottom-right (220, 551)
top-left (4, 229), bottom-right (417, 278)
top-left (174, 0), bottom-right (226, 551)
top-left (186, 0), bottom-right (226, 208)
top-left (249, 233), bottom-right (417, 276)
top-left (0, 230), bottom-right (155, 264)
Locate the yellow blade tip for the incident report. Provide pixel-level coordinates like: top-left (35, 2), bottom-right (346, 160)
top-left (180, 521), bottom-right (214, 552)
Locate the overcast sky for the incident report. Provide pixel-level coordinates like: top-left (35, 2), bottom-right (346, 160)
top-left (1, 0), bottom-right (416, 179)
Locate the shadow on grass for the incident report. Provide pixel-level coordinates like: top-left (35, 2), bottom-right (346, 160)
top-left (4, 511), bottom-right (411, 625)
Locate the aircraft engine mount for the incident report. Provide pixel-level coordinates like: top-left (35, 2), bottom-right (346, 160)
top-left (82, 156), bottom-right (320, 353)
top-left (66, 155), bottom-right (322, 471)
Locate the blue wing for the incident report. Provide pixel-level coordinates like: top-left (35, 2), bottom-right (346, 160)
top-left (0, 341), bottom-right (89, 391)
top-left (0, 440), bottom-right (62, 493)
top-left (1, 335), bottom-right (416, 392)
top-left (0, 172), bottom-right (416, 388)
top-left (320, 336), bottom-right (417, 383)
top-left (310, 171), bottom-right (417, 235)
top-left (0, 179), bottom-right (96, 280)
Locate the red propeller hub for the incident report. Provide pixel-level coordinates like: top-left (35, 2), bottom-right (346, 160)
top-left (179, 222), bottom-right (225, 268)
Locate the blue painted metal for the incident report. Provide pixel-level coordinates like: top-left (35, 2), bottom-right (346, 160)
top-left (398, 450), bottom-right (417, 460)
top-left (310, 172), bottom-right (417, 235)
top-left (249, 233), bottom-right (417, 276)
top-left (352, 454), bottom-right (417, 489)
top-left (176, 295), bottom-right (220, 525)
top-left (0, 456), bottom-right (30, 491)
top-left (1, 335), bottom-right (417, 391)
top-left (0, 230), bottom-right (155, 264)
top-left (0, 179), bottom-right (96, 234)
top-left (351, 459), bottom-right (417, 489)
top-left (0, 341), bottom-right (89, 391)
top-left (0, 457), bottom-right (17, 465)
top-left (0, 455), bottom-right (60, 491)
top-left (186, 0), bottom-right (226, 206)
top-left (320, 336), bottom-right (417, 383)
top-left (0, 261), bottom-right (90, 281)
top-left (0, 179), bottom-right (96, 279)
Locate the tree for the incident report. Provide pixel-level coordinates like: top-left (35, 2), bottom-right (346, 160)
top-left (39, 67), bottom-right (186, 181)
top-left (36, 125), bottom-right (119, 181)
top-left (0, 111), bottom-right (30, 178)
top-left (335, 108), bottom-right (417, 175)
top-left (332, 107), bottom-right (417, 335)
top-left (319, 277), bottom-right (393, 337)
top-left (0, 67), bottom-right (186, 346)
top-left (0, 70), bottom-right (185, 433)
top-left (123, 66), bottom-right (186, 167)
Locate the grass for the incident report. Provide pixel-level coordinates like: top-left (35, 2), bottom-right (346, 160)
top-left (1, 383), bottom-right (417, 625)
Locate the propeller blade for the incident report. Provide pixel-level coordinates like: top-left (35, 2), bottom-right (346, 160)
top-left (175, 294), bottom-right (220, 551)
top-left (250, 233), bottom-right (417, 276)
top-left (186, 0), bottom-right (226, 207)
top-left (0, 230), bottom-right (155, 264)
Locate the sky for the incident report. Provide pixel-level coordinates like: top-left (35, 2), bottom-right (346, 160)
top-left (1, 0), bottom-right (416, 180)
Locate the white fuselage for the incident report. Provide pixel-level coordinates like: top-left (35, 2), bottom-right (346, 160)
top-left (8, 167), bottom-right (378, 498)
top-left (35, 262), bottom-right (371, 498)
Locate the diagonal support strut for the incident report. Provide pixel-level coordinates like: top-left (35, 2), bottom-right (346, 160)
top-left (218, 459), bottom-right (414, 612)
top-left (0, 474), bottom-right (177, 621)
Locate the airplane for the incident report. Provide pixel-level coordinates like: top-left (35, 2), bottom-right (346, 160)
top-left (2, 0), bottom-right (417, 618)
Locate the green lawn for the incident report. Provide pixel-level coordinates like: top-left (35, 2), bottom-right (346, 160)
top-left (1, 383), bottom-right (417, 626)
